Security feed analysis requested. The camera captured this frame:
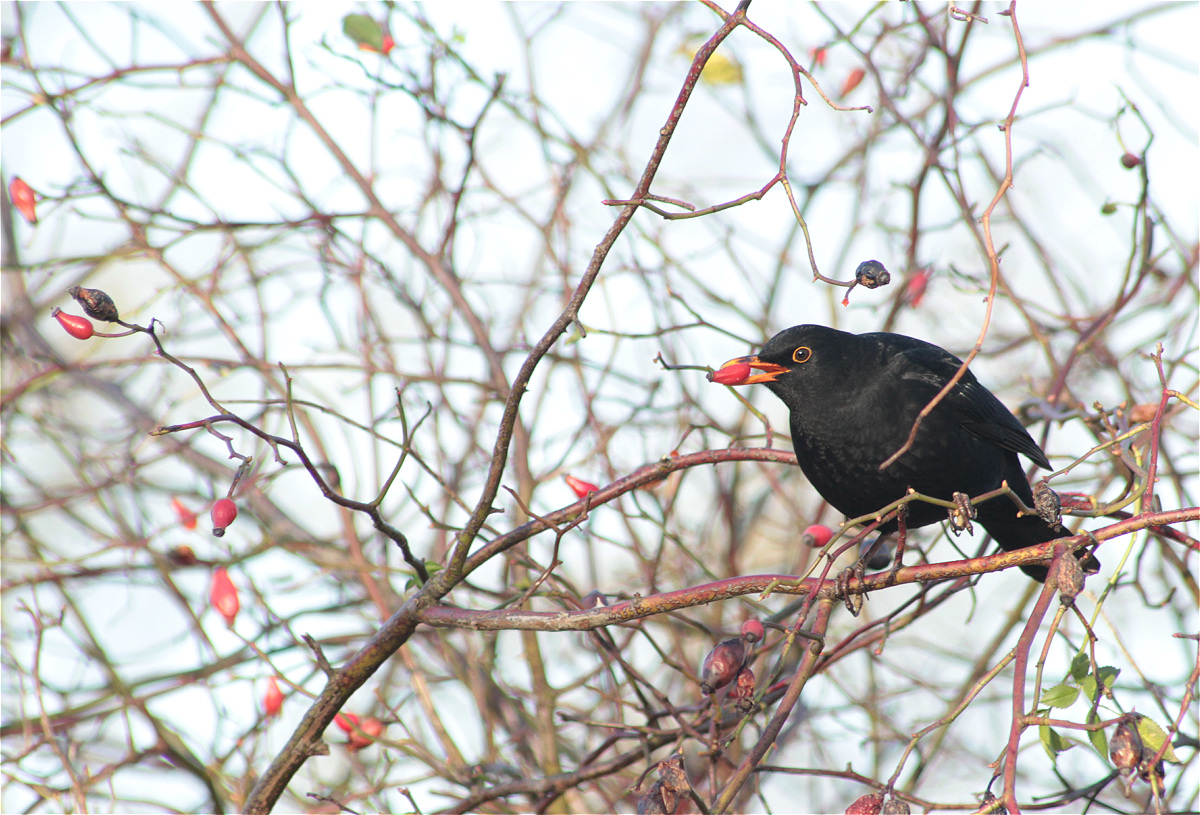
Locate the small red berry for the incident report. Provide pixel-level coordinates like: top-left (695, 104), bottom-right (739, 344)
top-left (905, 268), bottom-right (931, 306)
top-left (810, 47), bottom-right (828, 67)
top-left (171, 497), bottom-right (198, 530)
top-left (211, 498), bottom-right (238, 537)
top-left (51, 307), bottom-right (94, 340)
top-left (564, 474), bottom-right (599, 499)
top-left (1120, 153), bottom-right (1141, 169)
top-left (9, 176), bottom-right (37, 224)
top-left (347, 716), bottom-right (383, 751)
top-left (802, 524), bottom-right (834, 548)
top-left (335, 712), bottom-right (359, 733)
top-left (740, 618), bottom-right (765, 644)
top-left (840, 67), bottom-right (866, 97)
top-left (263, 677), bottom-right (284, 718)
top-left (707, 361), bottom-right (752, 385)
top-left (210, 567), bottom-right (239, 626)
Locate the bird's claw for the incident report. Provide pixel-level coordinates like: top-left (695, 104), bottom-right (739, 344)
top-left (948, 491), bottom-right (976, 535)
top-left (837, 560), bottom-right (867, 615)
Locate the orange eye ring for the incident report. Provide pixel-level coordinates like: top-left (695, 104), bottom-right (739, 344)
top-left (793, 346), bottom-right (812, 364)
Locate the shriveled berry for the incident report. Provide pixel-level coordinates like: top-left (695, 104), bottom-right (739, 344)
top-left (67, 285), bottom-right (120, 322)
top-left (740, 618), bottom-right (765, 643)
top-left (211, 498), bottom-right (238, 536)
top-left (1110, 718), bottom-right (1143, 775)
top-left (854, 260), bottom-right (890, 289)
top-left (700, 637), bottom-right (748, 695)
top-left (708, 361), bottom-right (751, 385)
top-left (564, 474), bottom-right (599, 499)
top-left (732, 666), bottom-right (756, 713)
top-left (1053, 550), bottom-right (1084, 606)
top-left (210, 567), bottom-right (239, 626)
top-left (9, 176), bottom-right (37, 224)
top-left (880, 797), bottom-right (911, 815)
top-left (263, 676), bottom-right (284, 718)
top-left (1032, 480), bottom-right (1062, 527)
top-left (802, 524), bottom-right (834, 548)
top-left (52, 307), bottom-right (94, 340)
top-left (168, 544), bottom-right (198, 566)
top-left (844, 793), bottom-right (883, 815)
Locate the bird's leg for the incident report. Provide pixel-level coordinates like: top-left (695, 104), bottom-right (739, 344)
top-left (885, 505), bottom-right (909, 583)
top-left (837, 559), bottom-right (867, 616)
top-left (947, 491), bottom-right (977, 536)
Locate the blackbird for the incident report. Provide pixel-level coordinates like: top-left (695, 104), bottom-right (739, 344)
top-left (709, 325), bottom-right (1098, 581)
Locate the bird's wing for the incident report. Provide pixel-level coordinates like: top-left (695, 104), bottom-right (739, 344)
top-left (886, 339), bottom-right (1052, 470)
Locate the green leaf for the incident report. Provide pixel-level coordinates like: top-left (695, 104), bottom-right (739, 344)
top-left (1100, 202), bottom-right (1118, 215)
top-left (1040, 724), bottom-right (1073, 760)
top-left (1080, 665), bottom-right (1120, 702)
top-left (1138, 717), bottom-right (1181, 764)
top-left (1040, 683), bottom-right (1080, 709)
top-left (343, 14), bottom-right (384, 52)
top-left (1070, 651), bottom-right (1090, 682)
top-left (1087, 711), bottom-right (1108, 757)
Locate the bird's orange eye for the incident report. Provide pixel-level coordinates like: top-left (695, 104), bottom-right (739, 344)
top-left (793, 346), bottom-right (812, 364)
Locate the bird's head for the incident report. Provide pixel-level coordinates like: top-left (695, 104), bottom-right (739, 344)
top-left (707, 325), bottom-right (840, 387)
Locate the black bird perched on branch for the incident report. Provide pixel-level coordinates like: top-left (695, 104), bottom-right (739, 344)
top-left (709, 324), bottom-right (1099, 581)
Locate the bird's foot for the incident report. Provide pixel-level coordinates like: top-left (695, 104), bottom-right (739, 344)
top-left (948, 491), bottom-right (977, 535)
top-left (836, 560), bottom-right (867, 616)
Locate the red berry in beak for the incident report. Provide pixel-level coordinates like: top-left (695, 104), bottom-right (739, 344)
top-left (708, 361), bottom-right (751, 385)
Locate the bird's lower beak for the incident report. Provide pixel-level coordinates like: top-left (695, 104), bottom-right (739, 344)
top-left (707, 356), bottom-right (789, 385)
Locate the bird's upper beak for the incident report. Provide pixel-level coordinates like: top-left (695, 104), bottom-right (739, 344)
top-left (707, 356), bottom-right (789, 386)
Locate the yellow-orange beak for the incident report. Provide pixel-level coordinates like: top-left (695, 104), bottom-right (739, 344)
top-left (707, 356), bottom-right (789, 386)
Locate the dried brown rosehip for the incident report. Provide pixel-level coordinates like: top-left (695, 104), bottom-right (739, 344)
top-left (211, 498), bottom-right (238, 537)
top-left (732, 666), bottom-right (756, 713)
top-left (210, 567), bottom-right (239, 626)
top-left (167, 544), bottom-right (198, 566)
top-left (1053, 549), bottom-right (1084, 606)
top-left (880, 796), bottom-right (911, 814)
top-left (67, 285), bottom-right (120, 322)
top-left (844, 792), bottom-right (883, 815)
top-left (1032, 480), bottom-right (1062, 527)
top-left (854, 260), bottom-right (890, 289)
top-left (1110, 718), bottom-right (1143, 775)
top-left (700, 637), bottom-right (748, 695)
top-left (51, 307), bottom-right (94, 340)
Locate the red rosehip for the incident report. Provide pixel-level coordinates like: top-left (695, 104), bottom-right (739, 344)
top-left (380, 35), bottom-right (395, 55)
top-left (905, 268), bottom-right (931, 306)
top-left (707, 361), bottom-right (751, 385)
top-left (740, 618), bottom-right (765, 643)
top-left (210, 567), bottom-right (239, 626)
top-left (840, 67), bottom-right (866, 97)
top-left (171, 496), bottom-right (198, 530)
top-left (51, 307), bottom-right (94, 340)
top-left (334, 712), bottom-right (359, 733)
top-left (564, 474), bottom-right (599, 499)
top-left (211, 498), bottom-right (238, 536)
top-left (9, 176), bottom-right (37, 224)
top-left (810, 47), bottom-right (828, 67)
top-left (1120, 153), bottom-right (1141, 169)
top-left (263, 676), bottom-right (284, 718)
top-left (347, 716), bottom-right (383, 751)
top-left (802, 524), bottom-right (834, 548)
